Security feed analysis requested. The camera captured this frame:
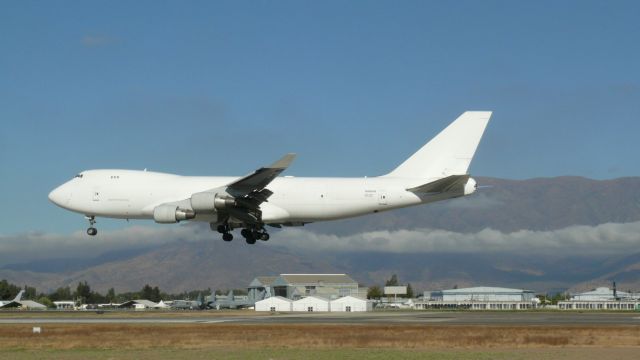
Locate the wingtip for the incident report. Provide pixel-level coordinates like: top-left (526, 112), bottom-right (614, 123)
top-left (270, 153), bottom-right (297, 169)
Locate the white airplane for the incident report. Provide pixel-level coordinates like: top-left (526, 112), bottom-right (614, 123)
top-left (0, 290), bottom-right (25, 307)
top-left (49, 111), bottom-right (491, 244)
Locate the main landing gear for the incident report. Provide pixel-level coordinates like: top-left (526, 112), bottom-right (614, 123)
top-left (216, 224), bottom-right (233, 242)
top-left (85, 216), bottom-right (97, 236)
top-left (240, 228), bottom-right (269, 244)
top-left (213, 223), bottom-right (270, 244)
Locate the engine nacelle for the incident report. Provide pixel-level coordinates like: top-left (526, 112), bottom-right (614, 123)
top-left (213, 195), bottom-right (236, 210)
top-left (153, 204), bottom-right (195, 224)
top-left (190, 191), bottom-right (218, 212)
top-left (464, 177), bottom-right (477, 195)
top-left (190, 191), bottom-right (238, 213)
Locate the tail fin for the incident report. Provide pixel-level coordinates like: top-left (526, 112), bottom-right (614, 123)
top-left (384, 111), bottom-right (491, 179)
top-left (13, 290), bottom-right (24, 302)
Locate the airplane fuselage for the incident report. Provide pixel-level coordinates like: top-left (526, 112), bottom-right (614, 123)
top-left (50, 169), bottom-right (455, 225)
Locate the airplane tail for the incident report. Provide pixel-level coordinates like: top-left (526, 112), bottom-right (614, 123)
top-left (384, 111), bottom-right (491, 180)
top-left (13, 290), bottom-right (24, 302)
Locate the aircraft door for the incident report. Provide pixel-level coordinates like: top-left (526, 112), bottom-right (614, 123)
top-left (92, 186), bottom-right (100, 202)
top-left (378, 190), bottom-right (388, 206)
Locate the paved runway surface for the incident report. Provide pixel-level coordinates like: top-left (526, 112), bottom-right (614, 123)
top-left (1, 311), bottom-right (639, 325)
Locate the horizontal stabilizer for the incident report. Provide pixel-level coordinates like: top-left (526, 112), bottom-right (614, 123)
top-left (407, 174), bottom-right (469, 194)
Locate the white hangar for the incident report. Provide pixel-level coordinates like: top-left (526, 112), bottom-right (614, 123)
top-left (292, 296), bottom-right (329, 312)
top-left (330, 296), bottom-right (372, 312)
top-left (254, 296), bottom-right (293, 312)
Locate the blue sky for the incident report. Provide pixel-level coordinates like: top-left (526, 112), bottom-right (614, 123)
top-left (1, 0), bottom-right (639, 234)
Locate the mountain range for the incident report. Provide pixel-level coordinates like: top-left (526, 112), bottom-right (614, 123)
top-left (1, 176), bottom-right (639, 295)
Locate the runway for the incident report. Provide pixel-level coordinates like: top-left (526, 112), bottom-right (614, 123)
top-left (1, 311), bottom-right (639, 325)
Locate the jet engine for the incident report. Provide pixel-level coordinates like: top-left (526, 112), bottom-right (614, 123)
top-left (153, 204), bottom-right (195, 224)
top-left (190, 191), bottom-right (260, 224)
top-left (191, 191), bottom-right (257, 212)
top-left (190, 191), bottom-right (218, 212)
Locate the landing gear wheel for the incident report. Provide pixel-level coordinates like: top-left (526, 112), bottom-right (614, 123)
top-left (85, 216), bottom-right (97, 236)
top-left (222, 233), bottom-right (233, 242)
top-left (217, 225), bottom-right (227, 233)
top-left (260, 233), bottom-right (270, 241)
top-left (241, 228), bottom-right (257, 244)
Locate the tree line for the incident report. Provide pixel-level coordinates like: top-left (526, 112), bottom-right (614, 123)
top-left (0, 279), bottom-right (245, 308)
top-left (366, 274), bottom-right (414, 299)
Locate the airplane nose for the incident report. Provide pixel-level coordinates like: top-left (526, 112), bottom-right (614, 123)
top-left (48, 186), bottom-right (67, 206)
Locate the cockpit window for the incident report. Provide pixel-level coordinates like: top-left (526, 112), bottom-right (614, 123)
top-left (74, 174), bottom-right (83, 179)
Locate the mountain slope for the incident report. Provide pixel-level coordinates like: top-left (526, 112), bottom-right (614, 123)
top-left (308, 176), bottom-right (640, 234)
top-left (2, 176), bottom-right (640, 294)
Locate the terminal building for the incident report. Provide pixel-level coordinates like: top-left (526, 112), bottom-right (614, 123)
top-left (416, 286), bottom-right (539, 310)
top-left (558, 287), bottom-right (640, 310)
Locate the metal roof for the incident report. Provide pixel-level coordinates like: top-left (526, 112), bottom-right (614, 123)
top-left (249, 276), bottom-right (278, 288)
top-left (441, 287), bottom-right (533, 294)
top-left (275, 274), bottom-right (356, 286)
top-left (330, 296), bottom-right (369, 303)
top-left (0, 300), bottom-right (47, 309)
top-left (293, 295), bottom-right (330, 303)
top-left (256, 296), bottom-right (292, 303)
top-left (118, 299), bottom-right (158, 308)
top-left (575, 287), bottom-right (629, 296)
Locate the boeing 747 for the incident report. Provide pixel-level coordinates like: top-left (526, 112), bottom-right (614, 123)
top-left (49, 111), bottom-right (491, 244)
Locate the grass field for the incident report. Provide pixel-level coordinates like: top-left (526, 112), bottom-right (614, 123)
top-left (1, 323), bottom-right (639, 359)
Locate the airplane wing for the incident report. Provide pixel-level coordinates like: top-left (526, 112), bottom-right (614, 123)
top-left (221, 153), bottom-right (296, 224)
top-left (226, 153), bottom-right (296, 195)
top-left (406, 174), bottom-right (470, 194)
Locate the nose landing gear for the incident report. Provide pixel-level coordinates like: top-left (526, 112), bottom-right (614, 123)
top-left (85, 216), bottom-right (97, 236)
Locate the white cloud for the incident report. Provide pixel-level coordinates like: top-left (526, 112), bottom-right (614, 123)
top-left (0, 224), bottom-right (206, 266)
top-left (273, 222), bottom-right (640, 255)
top-left (1, 222), bottom-right (640, 266)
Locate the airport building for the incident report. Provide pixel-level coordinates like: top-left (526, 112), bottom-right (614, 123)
top-left (248, 276), bottom-right (277, 302)
top-left (53, 301), bottom-right (75, 310)
top-left (255, 296), bottom-right (293, 312)
top-left (256, 294), bottom-right (372, 312)
top-left (250, 273), bottom-right (361, 300)
top-left (330, 296), bottom-right (373, 312)
top-left (292, 295), bottom-right (330, 312)
top-left (0, 299), bottom-right (47, 310)
top-left (558, 287), bottom-right (640, 310)
top-left (118, 299), bottom-right (159, 310)
top-left (252, 273), bottom-right (372, 312)
top-left (416, 286), bottom-right (539, 310)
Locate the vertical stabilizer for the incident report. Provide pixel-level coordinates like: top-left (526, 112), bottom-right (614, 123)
top-left (13, 290), bottom-right (24, 302)
top-left (384, 111), bottom-right (491, 179)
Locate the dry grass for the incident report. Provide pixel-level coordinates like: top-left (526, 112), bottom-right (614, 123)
top-left (0, 324), bottom-right (638, 351)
